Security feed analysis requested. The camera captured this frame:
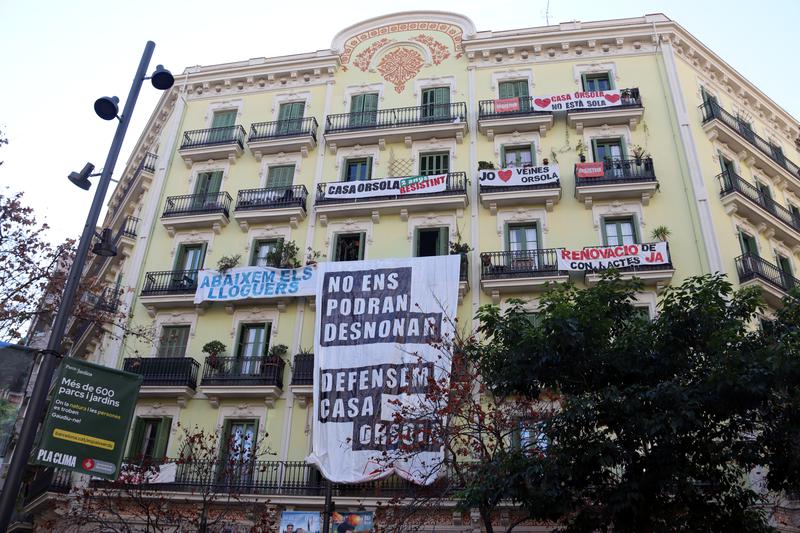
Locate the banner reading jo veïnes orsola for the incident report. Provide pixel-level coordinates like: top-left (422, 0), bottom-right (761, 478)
top-left (307, 255), bottom-right (460, 485)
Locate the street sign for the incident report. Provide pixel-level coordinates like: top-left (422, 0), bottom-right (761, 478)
top-left (32, 358), bottom-right (142, 480)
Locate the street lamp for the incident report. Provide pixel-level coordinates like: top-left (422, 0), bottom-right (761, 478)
top-left (0, 41), bottom-right (174, 531)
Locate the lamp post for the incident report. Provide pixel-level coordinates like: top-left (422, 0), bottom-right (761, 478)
top-left (0, 40), bottom-right (174, 531)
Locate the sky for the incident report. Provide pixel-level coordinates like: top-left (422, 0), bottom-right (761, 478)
top-left (1, 0), bottom-right (798, 244)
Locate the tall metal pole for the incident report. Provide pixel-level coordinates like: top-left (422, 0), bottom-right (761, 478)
top-left (0, 41), bottom-right (156, 532)
top-left (322, 479), bottom-right (333, 533)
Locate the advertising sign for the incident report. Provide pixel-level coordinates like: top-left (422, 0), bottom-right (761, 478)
top-left (0, 343), bottom-right (36, 466)
top-left (194, 265), bottom-right (316, 304)
top-left (575, 162), bottom-right (605, 179)
top-left (307, 256), bottom-right (460, 485)
top-left (531, 89), bottom-right (623, 112)
top-left (557, 242), bottom-right (670, 271)
top-left (322, 174), bottom-right (448, 200)
top-left (280, 511), bottom-right (321, 533)
top-left (493, 97), bottom-right (520, 113)
top-left (479, 165), bottom-right (560, 187)
top-left (33, 358), bottom-right (142, 480)
top-left (331, 512), bottom-right (374, 533)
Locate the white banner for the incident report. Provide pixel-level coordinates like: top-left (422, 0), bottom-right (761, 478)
top-left (531, 89), bottom-right (623, 112)
top-left (557, 242), bottom-right (670, 271)
top-left (307, 256), bottom-right (460, 485)
top-left (478, 165), bottom-right (560, 187)
top-left (193, 266), bottom-right (316, 304)
top-left (323, 174), bottom-right (448, 200)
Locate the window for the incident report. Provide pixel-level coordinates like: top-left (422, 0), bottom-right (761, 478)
top-left (193, 171), bottom-right (223, 206)
top-left (158, 325), bottom-right (190, 357)
top-left (738, 230), bottom-right (758, 257)
top-left (499, 80), bottom-right (529, 99)
top-left (776, 252), bottom-right (794, 289)
top-left (512, 419), bottom-right (548, 455)
top-left (350, 93), bottom-right (378, 128)
top-left (210, 110), bottom-right (237, 143)
top-left (700, 86), bottom-right (718, 107)
top-left (127, 417), bottom-right (172, 460)
top-left (266, 165), bottom-right (294, 190)
top-left (333, 232), bottom-right (365, 262)
top-left (276, 102), bottom-right (304, 134)
top-left (502, 145), bottom-right (534, 168)
top-left (593, 139), bottom-right (624, 162)
top-left (415, 227), bottom-right (449, 257)
top-left (719, 154), bottom-right (736, 178)
top-left (220, 419), bottom-right (258, 484)
top-left (582, 72), bottom-right (612, 91)
top-left (508, 223), bottom-right (539, 252)
top-left (344, 158), bottom-right (372, 182)
top-left (756, 180), bottom-right (772, 200)
top-left (419, 152), bottom-right (449, 175)
top-left (603, 217), bottom-right (638, 246)
top-left (175, 243), bottom-right (206, 272)
top-left (237, 323), bottom-right (270, 358)
top-left (251, 239), bottom-right (281, 267)
top-left (421, 87), bottom-right (450, 120)
top-left (790, 203), bottom-right (800, 225)
top-left (736, 114), bottom-right (755, 143)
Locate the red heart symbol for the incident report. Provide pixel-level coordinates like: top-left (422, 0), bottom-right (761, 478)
top-left (604, 93), bottom-right (621, 103)
top-left (534, 97), bottom-right (551, 108)
top-left (498, 170), bottom-right (512, 182)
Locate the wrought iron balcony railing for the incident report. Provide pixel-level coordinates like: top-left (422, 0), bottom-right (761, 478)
top-left (578, 242), bottom-right (673, 273)
top-left (479, 172), bottom-right (561, 194)
top-left (141, 151), bottom-right (158, 173)
top-left (478, 96), bottom-right (553, 119)
top-left (700, 101), bottom-right (800, 178)
top-left (141, 270), bottom-right (199, 296)
top-left (122, 215), bottom-right (140, 238)
top-left (235, 185), bottom-right (308, 212)
top-left (569, 87), bottom-right (642, 113)
top-left (180, 125), bottom-right (246, 150)
top-left (24, 468), bottom-right (71, 505)
top-left (718, 171), bottom-right (800, 231)
top-left (574, 157), bottom-right (656, 187)
top-left (316, 172), bottom-right (468, 205)
top-left (736, 254), bottom-right (800, 294)
top-left (291, 353), bottom-right (314, 386)
top-left (249, 117), bottom-right (318, 142)
top-left (202, 356), bottom-right (285, 387)
top-left (123, 357), bottom-right (200, 389)
top-left (325, 102), bottom-right (467, 133)
top-left (162, 192), bottom-right (232, 218)
top-left (480, 249), bottom-right (565, 279)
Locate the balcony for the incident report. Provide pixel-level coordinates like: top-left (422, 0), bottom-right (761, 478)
top-left (583, 243), bottom-right (675, 291)
top-left (68, 287), bottom-right (122, 357)
top-left (479, 249), bottom-right (568, 303)
top-left (123, 357), bottom-right (199, 405)
top-left (111, 152), bottom-right (157, 212)
top-left (736, 254), bottom-right (799, 309)
top-left (479, 173), bottom-right (561, 213)
top-left (23, 468), bottom-right (71, 510)
top-left (289, 352), bottom-right (314, 407)
top-left (234, 185), bottom-right (308, 231)
top-left (574, 158), bottom-right (658, 207)
top-left (718, 171), bottom-right (800, 248)
top-left (567, 88), bottom-right (644, 133)
top-left (178, 125), bottom-right (246, 167)
top-left (477, 97), bottom-right (554, 139)
top-left (247, 117), bottom-right (318, 159)
top-left (323, 103), bottom-right (468, 152)
top-left (160, 191), bottom-right (232, 236)
top-left (458, 253), bottom-right (470, 303)
top-left (315, 172), bottom-right (469, 224)
top-left (700, 102), bottom-right (800, 194)
top-left (118, 215), bottom-right (140, 255)
top-left (200, 356), bottom-right (285, 408)
top-left (139, 270), bottom-right (198, 316)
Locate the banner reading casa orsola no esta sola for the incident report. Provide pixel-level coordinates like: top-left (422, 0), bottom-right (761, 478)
top-left (307, 255), bottom-right (460, 484)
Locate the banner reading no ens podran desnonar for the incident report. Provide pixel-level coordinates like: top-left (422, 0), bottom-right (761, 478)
top-left (33, 358), bottom-right (142, 480)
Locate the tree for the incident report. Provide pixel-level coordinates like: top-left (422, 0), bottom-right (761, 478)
top-left (382, 274), bottom-right (800, 533)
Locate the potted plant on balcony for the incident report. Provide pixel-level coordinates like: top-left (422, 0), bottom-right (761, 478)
top-left (651, 225), bottom-right (671, 242)
top-left (203, 341), bottom-right (227, 371)
top-left (216, 254), bottom-right (240, 275)
top-left (478, 161), bottom-right (496, 170)
top-left (630, 145), bottom-right (649, 166)
top-left (450, 240), bottom-right (472, 279)
top-left (576, 139), bottom-right (587, 163)
top-left (263, 343), bottom-right (288, 378)
top-left (266, 240), bottom-right (301, 268)
top-left (305, 247), bottom-right (323, 266)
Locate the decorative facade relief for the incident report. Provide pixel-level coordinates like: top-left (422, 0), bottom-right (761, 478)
top-left (377, 47), bottom-right (425, 93)
top-left (339, 21), bottom-right (464, 67)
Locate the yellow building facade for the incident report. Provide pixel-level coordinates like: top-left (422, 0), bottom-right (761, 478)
top-left (19, 11), bottom-right (800, 531)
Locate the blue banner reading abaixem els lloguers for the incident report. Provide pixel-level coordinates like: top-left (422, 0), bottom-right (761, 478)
top-left (193, 265), bottom-right (316, 304)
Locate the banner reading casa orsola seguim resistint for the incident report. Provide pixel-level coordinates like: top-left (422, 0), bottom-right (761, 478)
top-left (307, 255), bottom-right (460, 485)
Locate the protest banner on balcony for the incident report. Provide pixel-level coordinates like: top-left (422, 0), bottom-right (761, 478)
top-left (308, 255), bottom-right (460, 485)
top-left (531, 89), bottom-right (623, 112)
top-left (557, 242), bottom-right (670, 271)
top-left (322, 174), bottom-right (448, 200)
top-left (575, 162), bottom-right (605, 178)
top-left (493, 97), bottom-right (521, 113)
top-left (193, 266), bottom-right (317, 304)
top-left (479, 164), bottom-right (560, 187)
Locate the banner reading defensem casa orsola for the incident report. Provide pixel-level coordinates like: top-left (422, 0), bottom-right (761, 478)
top-left (479, 165), bottom-right (560, 187)
top-left (307, 256), bottom-right (460, 485)
top-left (557, 242), bottom-right (670, 271)
top-left (323, 174), bottom-right (448, 200)
top-left (194, 265), bottom-right (316, 304)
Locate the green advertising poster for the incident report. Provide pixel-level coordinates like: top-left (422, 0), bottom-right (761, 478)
top-left (33, 358), bottom-right (142, 480)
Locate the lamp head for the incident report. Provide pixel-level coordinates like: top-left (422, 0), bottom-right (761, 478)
top-left (68, 162), bottom-right (95, 190)
top-left (91, 228), bottom-right (118, 257)
top-left (150, 64), bottom-right (174, 90)
top-left (94, 96), bottom-right (119, 120)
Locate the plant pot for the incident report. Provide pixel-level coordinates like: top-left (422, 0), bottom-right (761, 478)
top-left (579, 155), bottom-right (586, 163)
top-left (481, 255), bottom-right (491, 267)
top-left (543, 158), bottom-right (549, 165)
top-left (635, 158), bottom-right (643, 166)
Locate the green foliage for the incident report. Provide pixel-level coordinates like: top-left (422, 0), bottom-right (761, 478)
top-left (201, 340), bottom-right (226, 357)
top-left (267, 343), bottom-right (288, 359)
top-left (265, 240), bottom-right (301, 268)
top-left (215, 254), bottom-right (240, 274)
top-left (471, 273), bottom-right (799, 532)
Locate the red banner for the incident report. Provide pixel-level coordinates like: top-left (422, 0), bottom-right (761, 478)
top-left (575, 162), bottom-right (605, 178)
top-left (494, 97), bottom-right (520, 113)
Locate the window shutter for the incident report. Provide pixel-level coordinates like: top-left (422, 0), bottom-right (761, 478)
top-left (358, 232), bottom-right (366, 260)
top-left (365, 157), bottom-right (373, 180)
top-left (207, 171), bottom-right (223, 195)
top-left (267, 166), bottom-right (294, 188)
top-left (498, 82), bottom-right (512, 99)
top-left (516, 80), bottom-right (529, 97)
top-left (438, 227), bottom-right (449, 256)
top-left (212, 111), bottom-right (236, 128)
top-left (194, 172), bottom-right (211, 195)
top-left (153, 417), bottom-right (172, 459)
top-left (499, 146), bottom-right (506, 168)
top-left (363, 94), bottom-right (378, 112)
top-left (351, 94), bottom-right (364, 113)
top-left (127, 418), bottom-right (145, 459)
top-left (434, 87), bottom-right (449, 105)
